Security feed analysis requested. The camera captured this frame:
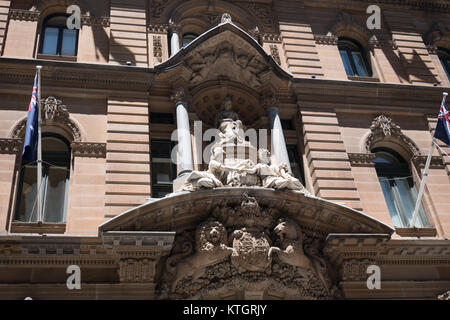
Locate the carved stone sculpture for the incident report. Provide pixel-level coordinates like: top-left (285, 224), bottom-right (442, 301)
top-left (170, 219), bottom-right (236, 291)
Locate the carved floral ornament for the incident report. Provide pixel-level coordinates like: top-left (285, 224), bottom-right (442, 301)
top-left (364, 115), bottom-right (421, 155)
top-left (8, 97), bottom-right (109, 158)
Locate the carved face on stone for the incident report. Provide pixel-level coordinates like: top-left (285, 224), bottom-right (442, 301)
top-left (196, 219), bottom-right (228, 250)
top-left (223, 97), bottom-right (233, 111)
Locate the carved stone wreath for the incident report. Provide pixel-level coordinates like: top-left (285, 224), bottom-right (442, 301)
top-left (365, 115), bottom-right (421, 155)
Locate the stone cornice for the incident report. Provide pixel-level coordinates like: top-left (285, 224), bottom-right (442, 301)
top-left (306, 0), bottom-right (450, 12)
top-left (71, 142), bottom-right (106, 158)
top-left (0, 58), bottom-right (155, 91)
top-left (0, 138), bottom-right (22, 155)
top-left (412, 154), bottom-right (446, 169)
top-left (147, 23), bottom-right (169, 33)
top-left (81, 16), bottom-right (110, 27)
top-left (8, 9), bottom-right (41, 21)
top-left (348, 153), bottom-right (376, 167)
top-left (314, 34), bottom-right (338, 45)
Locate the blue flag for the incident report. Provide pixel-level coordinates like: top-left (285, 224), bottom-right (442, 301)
top-left (434, 100), bottom-right (450, 147)
top-left (22, 75), bottom-right (39, 162)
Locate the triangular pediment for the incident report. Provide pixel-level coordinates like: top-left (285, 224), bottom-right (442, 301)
top-left (155, 20), bottom-right (292, 90)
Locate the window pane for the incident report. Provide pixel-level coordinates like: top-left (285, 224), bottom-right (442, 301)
top-left (351, 51), bottom-right (369, 77)
top-left (61, 29), bottom-right (77, 56)
top-left (379, 179), bottom-right (403, 227)
top-left (41, 27), bottom-right (59, 55)
top-left (440, 58), bottom-right (450, 80)
top-left (15, 166), bottom-right (39, 222)
top-left (43, 167), bottom-right (68, 223)
top-left (339, 49), bottom-right (354, 76)
top-left (287, 145), bottom-right (304, 184)
top-left (151, 140), bottom-right (176, 197)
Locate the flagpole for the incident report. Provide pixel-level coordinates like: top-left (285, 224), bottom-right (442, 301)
top-left (36, 65), bottom-right (42, 223)
top-left (410, 92), bottom-right (448, 227)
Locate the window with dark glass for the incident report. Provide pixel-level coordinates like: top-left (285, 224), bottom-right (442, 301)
top-left (151, 140), bottom-right (177, 198)
top-left (182, 33), bottom-right (198, 48)
top-left (14, 134), bottom-right (71, 223)
top-left (437, 47), bottom-right (450, 80)
top-left (287, 144), bottom-right (305, 185)
top-left (373, 147), bottom-right (428, 228)
top-left (39, 14), bottom-right (79, 56)
top-left (150, 112), bottom-right (175, 124)
top-left (338, 38), bottom-right (372, 77)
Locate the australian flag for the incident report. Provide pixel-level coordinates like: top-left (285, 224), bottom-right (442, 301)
top-left (434, 99), bottom-right (450, 147)
top-left (22, 75), bottom-right (39, 162)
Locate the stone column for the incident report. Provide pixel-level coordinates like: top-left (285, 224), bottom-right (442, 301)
top-left (169, 21), bottom-right (181, 57)
top-left (172, 88), bottom-right (194, 176)
top-left (267, 106), bottom-right (292, 172)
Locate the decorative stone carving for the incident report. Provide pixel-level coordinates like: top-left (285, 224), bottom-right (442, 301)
top-left (425, 21), bottom-right (450, 46)
top-left (170, 88), bottom-right (188, 105)
top-left (246, 3), bottom-right (274, 29)
top-left (369, 38), bottom-right (398, 50)
top-left (150, 0), bottom-right (169, 19)
top-left (0, 138), bottom-right (22, 155)
top-left (314, 35), bottom-right (338, 45)
top-left (11, 97), bottom-right (82, 142)
top-left (187, 40), bottom-right (265, 90)
top-left (147, 24), bottom-right (169, 33)
top-left (365, 115), bottom-right (421, 155)
top-left (426, 45), bottom-right (438, 55)
top-left (330, 11), bottom-right (371, 46)
top-left (158, 194), bottom-right (336, 299)
top-left (169, 219), bottom-right (236, 290)
top-left (348, 153), bottom-right (376, 167)
top-left (9, 10), bottom-right (41, 21)
top-left (220, 13), bottom-right (232, 24)
top-left (81, 16), bottom-right (110, 27)
top-left (168, 19), bottom-right (182, 33)
top-left (412, 154), bottom-right (445, 170)
top-left (262, 33), bottom-right (282, 43)
top-left (153, 36), bottom-right (163, 63)
top-left (270, 44), bottom-right (281, 65)
top-left (438, 291), bottom-right (450, 300)
top-left (71, 142), bottom-right (106, 158)
top-left (341, 258), bottom-right (376, 281)
top-left (179, 98), bottom-right (309, 193)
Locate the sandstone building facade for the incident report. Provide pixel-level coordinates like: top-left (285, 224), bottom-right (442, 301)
top-left (0, 0), bottom-right (449, 299)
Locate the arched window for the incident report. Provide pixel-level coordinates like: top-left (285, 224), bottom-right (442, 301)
top-left (39, 14), bottom-right (79, 56)
top-left (338, 38), bottom-right (372, 77)
top-left (14, 134), bottom-right (71, 223)
top-left (182, 33), bottom-right (198, 48)
top-left (437, 47), bottom-right (450, 80)
top-left (373, 147), bottom-right (428, 228)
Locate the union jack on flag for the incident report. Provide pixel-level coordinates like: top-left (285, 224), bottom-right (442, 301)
top-left (434, 99), bottom-right (450, 147)
top-left (21, 74), bottom-right (39, 162)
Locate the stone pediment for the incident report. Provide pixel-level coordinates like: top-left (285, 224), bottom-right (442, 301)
top-left (100, 188), bottom-right (393, 237)
top-left (155, 20), bottom-right (291, 90)
top-left (100, 188), bottom-right (393, 299)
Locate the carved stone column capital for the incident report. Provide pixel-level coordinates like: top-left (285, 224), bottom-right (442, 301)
top-left (171, 88), bottom-right (190, 106)
top-left (168, 20), bottom-right (182, 34)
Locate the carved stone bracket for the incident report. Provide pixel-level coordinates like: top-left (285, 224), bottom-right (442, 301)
top-left (262, 33), bottom-right (282, 43)
top-left (102, 231), bottom-right (175, 284)
top-left (369, 38), bottom-right (398, 50)
top-left (147, 23), bottom-right (169, 33)
top-left (0, 138), bottom-right (22, 155)
top-left (9, 9), bottom-right (41, 21)
top-left (81, 16), bottom-right (110, 27)
top-left (412, 155), bottom-right (445, 170)
top-left (71, 142), bottom-right (107, 158)
top-left (348, 153), bottom-right (376, 167)
top-left (365, 115), bottom-right (421, 155)
top-left (314, 35), bottom-right (338, 45)
top-left (426, 45), bottom-right (438, 55)
top-left (168, 20), bottom-right (182, 33)
top-left (150, 0), bottom-right (170, 19)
